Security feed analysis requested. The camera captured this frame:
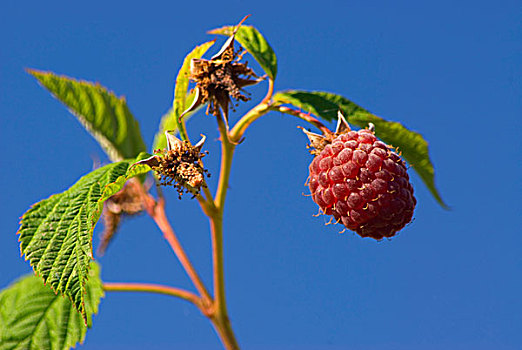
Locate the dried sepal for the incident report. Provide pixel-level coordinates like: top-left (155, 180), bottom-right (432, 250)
top-left (193, 134), bottom-right (207, 152)
top-left (300, 128), bottom-right (329, 156)
top-left (211, 14), bottom-right (250, 61)
top-left (335, 110), bottom-right (351, 134)
top-left (134, 154), bottom-right (160, 168)
top-left (301, 111), bottom-right (349, 154)
top-left (179, 87), bottom-right (203, 120)
top-left (301, 111), bottom-right (379, 155)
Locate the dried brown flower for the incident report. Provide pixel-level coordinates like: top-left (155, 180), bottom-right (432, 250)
top-left (98, 180), bottom-right (144, 255)
top-left (180, 18), bottom-right (264, 124)
top-left (135, 131), bottom-right (209, 198)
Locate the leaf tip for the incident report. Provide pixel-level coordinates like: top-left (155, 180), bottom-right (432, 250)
top-left (206, 25), bottom-right (228, 35)
top-left (25, 67), bottom-right (37, 75)
top-left (437, 197), bottom-right (451, 210)
top-left (236, 14), bottom-right (252, 29)
top-left (25, 68), bottom-right (46, 79)
top-left (207, 14), bottom-right (249, 36)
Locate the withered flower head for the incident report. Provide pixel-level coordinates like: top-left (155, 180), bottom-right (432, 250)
top-left (135, 131), bottom-right (209, 198)
top-left (180, 18), bottom-right (265, 123)
top-left (98, 180), bottom-right (144, 255)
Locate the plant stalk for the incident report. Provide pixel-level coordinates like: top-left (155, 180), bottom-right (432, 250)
top-left (274, 105), bottom-right (330, 134)
top-left (203, 78), bottom-right (278, 349)
top-left (152, 198), bottom-right (212, 305)
top-left (229, 78), bottom-right (274, 143)
top-left (103, 282), bottom-right (201, 307)
top-left (211, 315), bottom-right (241, 350)
top-left (212, 114), bottom-right (235, 317)
top-left (138, 186), bottom-right (212, 307)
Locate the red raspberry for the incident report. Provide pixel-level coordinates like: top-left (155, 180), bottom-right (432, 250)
top-left (306, 119), bottom-right (416, 240)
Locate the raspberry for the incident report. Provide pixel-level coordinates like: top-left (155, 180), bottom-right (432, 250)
top-left (305, 114), bottom-right (416, 240)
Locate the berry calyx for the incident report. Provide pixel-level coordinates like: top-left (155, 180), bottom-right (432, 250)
top-left (305, 112), bottom-right (416, 240)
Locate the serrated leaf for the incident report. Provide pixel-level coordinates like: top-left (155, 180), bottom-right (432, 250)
top-left (28, 69), bottom-right (147, 162)
top-left (153, 41), bottom-right (214, 150)
top-left (209, 25), bottom-right (277, 80)
top-left (273, 90), bottom-right (447, 208)
top-left (17, 153), bottom-right (151, 321)
top-left (0, 262), bottom-right (103, 350)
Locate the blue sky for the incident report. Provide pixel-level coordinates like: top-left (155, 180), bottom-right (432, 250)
top-left (1, 1), bottom-right (521, 349)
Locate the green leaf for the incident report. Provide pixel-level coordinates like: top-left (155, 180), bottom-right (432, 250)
top-left (209, 25), bottom-right (278, 80)
top-left (17, 153), bottom-right (151, 321)
top-left (28, 69), bottom-right (147, 162)
top-left (153, 41), bottom-right (214, 150)
top-left (273, 90), bottom-right (368, 122)
top-left (273, 90), bottom-right (447, 208)
top-left (153, 108), bottom-right (176, 151)
top-left (0, 262), bottom-right (103, 350)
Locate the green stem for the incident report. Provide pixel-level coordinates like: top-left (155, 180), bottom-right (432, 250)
top-left (229, 78), bottom-right (274, 143)
top-left (211, 315), bottom-right (241, 350)
top-left (215, 116), bottom-right (235, 210)
top-left (175, 113), bottom-right (190, 142)
top-left (204, 79), bottom-right (278, 349)
top-left (208, 211), bottom-right (240, 350)
top-left (213, 114), bottom-right (234, 312)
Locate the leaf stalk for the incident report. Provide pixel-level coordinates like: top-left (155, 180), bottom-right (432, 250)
top-left (103, 282), bottom-right (202, 307)
top-left (229, 78), bottom-right (274, 142)
top-left (135, 181), bottom-right (213, 308)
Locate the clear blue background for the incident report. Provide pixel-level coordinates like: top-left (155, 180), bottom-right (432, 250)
top-left (1, 1), bottom-right (521, 349)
